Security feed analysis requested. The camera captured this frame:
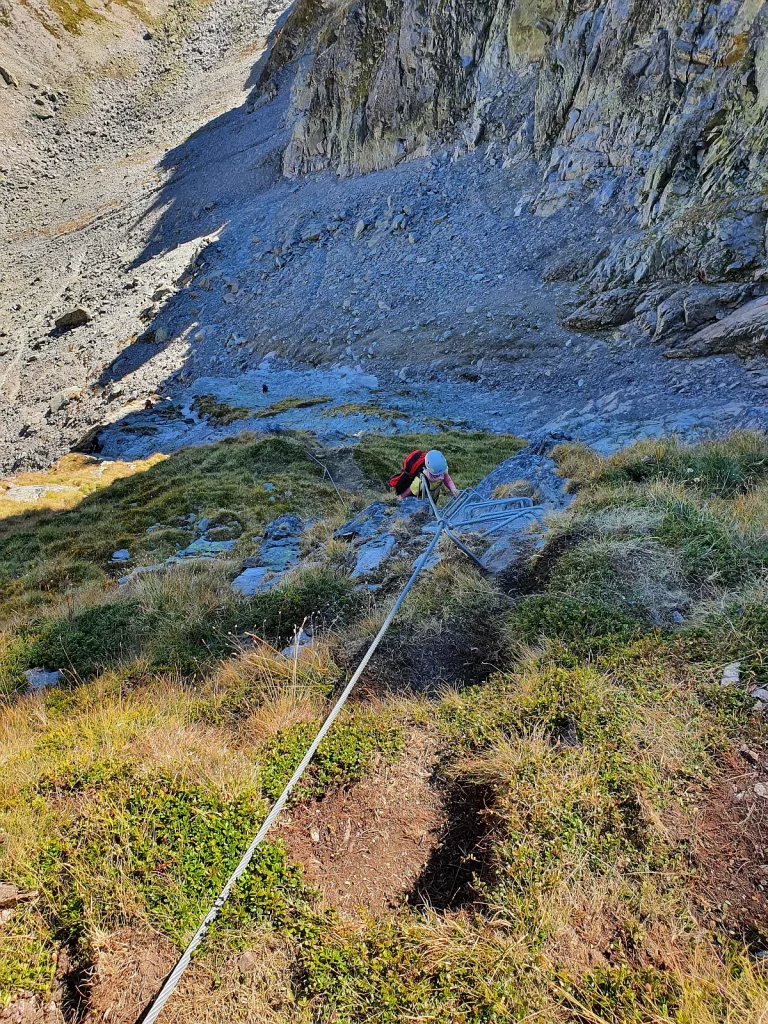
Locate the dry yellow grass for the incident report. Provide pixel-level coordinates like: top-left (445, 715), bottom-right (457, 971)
top-left (0, 452), bottom-right (166, 523)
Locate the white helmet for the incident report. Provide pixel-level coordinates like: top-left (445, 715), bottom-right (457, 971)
top-left (424, 450), bottom-right (448, 475)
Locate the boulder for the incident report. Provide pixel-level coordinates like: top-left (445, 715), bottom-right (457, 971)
top-left (685, 295), bottom-right (768, 358)
top-left (24, 668), bottom-right (62, 690)
top-left (264, 514), bottom-right (303, 540)
top-left (561, 288), bottom-right (639, 332)
top-left (55, 307), bottom-right (92, 331)
top-left (336, 503), bottom-right (389, 540)
top-left (683, 284), bottom-right (753, 331)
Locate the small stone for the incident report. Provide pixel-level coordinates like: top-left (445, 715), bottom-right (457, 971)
top-left (354, 219), bottom-right (367, 240)
top-left (33, 106), bottom-right (54, 119)
top-left (55, 307), bottom-right (92, 330)
top-left (111, 549), bottom-right (131, 561)
top-left (0, 66), bottom-right (19, 88)
top-left (301, 220), bottom-right (324, 242)
top-left (0, 884), bottom-right (20, 909)
top-left (751, 687), bottom-right (768, 702)
top-left (740, 745), bottom-right (760, 766)
top-left (671, 610), bottom-right (684, 624)
top-left (310, 827), bottom-right (320, 843)
top-left (754, 783), bottom-right (768, 799)
top-left (720, 661), bottom-right (741, 687)
top-left (281, 630), bottom-right (313, 659)
top-left (237, 950), bottom-right (259, 974)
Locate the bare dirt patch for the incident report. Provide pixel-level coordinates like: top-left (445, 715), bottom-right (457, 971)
top-left (279, 727), bottom-right (445, 918)
top-left (86, 927), bottom-right (177, 1024)
top-left (0, 997), bottom-right (62, 1024)
top-left (691, 744), bottom-right (768, 945)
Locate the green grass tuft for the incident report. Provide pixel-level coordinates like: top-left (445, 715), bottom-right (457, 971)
top-left (354, 431), bottom-right (526, 490)
top-left (259, 715), bottom-right (402, 802)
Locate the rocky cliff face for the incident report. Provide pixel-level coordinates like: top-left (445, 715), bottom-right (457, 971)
top-left (263, 0), bottom-right (768, 351)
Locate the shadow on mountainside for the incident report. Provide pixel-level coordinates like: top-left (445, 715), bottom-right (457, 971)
top-left (90, 13), bottom-right (297, 393)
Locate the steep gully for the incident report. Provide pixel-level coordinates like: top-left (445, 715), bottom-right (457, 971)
top-left (2, 0), bottom-right (768, 477)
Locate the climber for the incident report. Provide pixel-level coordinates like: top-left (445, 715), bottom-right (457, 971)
top-left (389, 449), bottom-right (459, 502)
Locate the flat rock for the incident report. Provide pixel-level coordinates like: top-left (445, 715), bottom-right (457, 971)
top-left (111, 549), bottom-right (131, 561)
top-left (259, 540), bottom-right (300, 570)
top-left (2, 484), bottom-right (74, 502)
top-left (180, 538), bottom-right (236, 557)
top-left (337, 499), bottom-right (424, 541)
top-left (231, 566), bottom-right (278, 596)
top-left (482, 531), bottom-right (542, 573)
top-left (475, 446), bottom-right (571, 510)
top-left (351, 535), bottom-right (396, 578)
top-left (24, 667), bottom-right (62, 690)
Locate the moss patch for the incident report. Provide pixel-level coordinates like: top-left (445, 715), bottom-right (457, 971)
top-left (191, 394), bottom-right (251, 425)
top-left (254, 395), bottom-right (334, 418)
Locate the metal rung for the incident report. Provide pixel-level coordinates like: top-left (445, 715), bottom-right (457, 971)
top-left (440, 488), bottom-right (545, 542)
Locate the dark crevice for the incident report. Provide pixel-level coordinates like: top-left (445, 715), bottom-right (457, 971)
top-left (407, 781), bottom-right (492, 912)
top-left (57, 941), bottom-right (92, 1024)
top-left (498, 530), bottom-right (580, 597)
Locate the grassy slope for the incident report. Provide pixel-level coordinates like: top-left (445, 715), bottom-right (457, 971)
top-left (1, 429), bottom-right (768, 1020)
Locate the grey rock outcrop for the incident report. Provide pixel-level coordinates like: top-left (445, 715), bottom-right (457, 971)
top-left (231, 514), bottom-right (305, 596)
top-left (261, 0), bottom-right (768, 354)
top-left (682, 294), bottom-right (768, 358)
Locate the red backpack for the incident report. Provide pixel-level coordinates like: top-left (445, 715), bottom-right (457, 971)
top-left (389, 450), bottom-right (426, 496)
